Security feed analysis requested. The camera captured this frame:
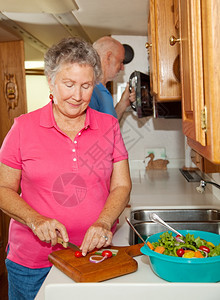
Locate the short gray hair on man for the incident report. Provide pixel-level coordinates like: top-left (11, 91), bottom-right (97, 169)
top-left (44, 37), bottom-right (102, 84)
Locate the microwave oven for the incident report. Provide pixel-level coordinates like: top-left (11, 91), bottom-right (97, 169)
top-left (129, 71), bottom-right (181, 119)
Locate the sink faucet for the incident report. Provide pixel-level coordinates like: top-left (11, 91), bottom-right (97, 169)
top-left (196, 180), bottom-right (220, 193)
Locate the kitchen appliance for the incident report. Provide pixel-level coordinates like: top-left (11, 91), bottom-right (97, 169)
top-left (129, 71), bottom-right (153, 118)
top-left (129, 71), bottom-right (182, 119)
top-left (154, 101), bottom-right (182, 119)
top-left (141, 230), bottom-right (220, 282)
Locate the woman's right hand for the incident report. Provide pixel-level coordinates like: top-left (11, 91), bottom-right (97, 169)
top-left (28, 216), bottom-right (69, 246)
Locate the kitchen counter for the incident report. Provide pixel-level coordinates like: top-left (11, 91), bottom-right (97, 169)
top-left (35, 169), bottom-right (220, 300)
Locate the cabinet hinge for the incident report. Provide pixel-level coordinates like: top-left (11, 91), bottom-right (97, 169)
top-left (201, 106), bottom-right (207, 131)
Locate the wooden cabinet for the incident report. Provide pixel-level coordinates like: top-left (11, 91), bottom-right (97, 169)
top-left (191, 150), bottom-right (220, 174)
top-left (178, 0), bottom-right (220, 164)
top-left (173, 0), bottom-right (179, 29)
top-left (0, 40), bottom-right (27, 272)
top-left (0, 40), bottom-right (27, 143)
top-left (147, 0), bottom-right (181, 102)
top-left (0, 212), bottom-right (4, 276)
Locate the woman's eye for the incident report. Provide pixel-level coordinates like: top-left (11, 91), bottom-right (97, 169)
top-left (65, 82), bottom-right (73, 88)
top-left (82, 84), bottom-right (91, 89)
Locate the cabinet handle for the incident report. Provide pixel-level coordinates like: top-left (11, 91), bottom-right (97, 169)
top-left (169, 35), bottom-right (180, 46)
top-left (201, 106), bottom-right (207, 132)
top-left (145, 42), bottom-right (152, 49)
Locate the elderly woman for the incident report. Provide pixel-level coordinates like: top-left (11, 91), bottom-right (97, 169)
top-left (0, 37), bottom-right (131, 299)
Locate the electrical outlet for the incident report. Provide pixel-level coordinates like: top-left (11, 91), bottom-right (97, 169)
top-left (144, 147), bottom-right (166, 166)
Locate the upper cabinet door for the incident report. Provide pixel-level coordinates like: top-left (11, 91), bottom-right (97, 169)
top-left (179, 0), bottom-right (220, 164)
top-left (147, 0), bottom-right (158, 95)
top-left (148, 0), bottom-right (181, 102)
top-left (179, 0), bottom-right (205, 145)
top-left (200, 0), bottom-right (220, 163)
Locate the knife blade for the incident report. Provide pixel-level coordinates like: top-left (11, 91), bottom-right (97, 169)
top-left (57, 237), bottom-right (80, 251)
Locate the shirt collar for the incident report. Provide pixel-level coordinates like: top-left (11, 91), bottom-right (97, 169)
top-left (84, 107), bottom-right (98, 130)
top-left (40, 101), bottom-right (98, 130)
top-left (97, 83), bottom-right (111, 94)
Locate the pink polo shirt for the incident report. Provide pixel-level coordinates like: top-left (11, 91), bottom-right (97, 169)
top-left (0, 101), bottom-right (128, 268)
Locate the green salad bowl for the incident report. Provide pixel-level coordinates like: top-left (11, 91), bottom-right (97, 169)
top-left (141, 230), bottom-right (220, 282)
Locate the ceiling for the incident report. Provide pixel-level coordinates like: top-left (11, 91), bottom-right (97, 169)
top-left (0, 0), bottom-right (149, 61)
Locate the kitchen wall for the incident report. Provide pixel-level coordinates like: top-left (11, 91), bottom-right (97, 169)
top-left (203, 172), bottom-right (220, 200)
top-left (26, 75), bottom-right (49, 112)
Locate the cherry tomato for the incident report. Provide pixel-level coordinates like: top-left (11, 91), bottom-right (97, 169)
top-left (75, 251), bottom-right (83, 258)
top-left (102, 250), bottom-right (113, 258)
top-left (199, 245), bottom-right (210, 253)
top-left (176, 248), bottom-right (185, 257)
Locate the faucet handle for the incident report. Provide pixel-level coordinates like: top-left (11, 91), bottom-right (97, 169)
top-left (196, 179), bottom-right (220, 193)
top-left (196, 180), bottom-right (206, 193)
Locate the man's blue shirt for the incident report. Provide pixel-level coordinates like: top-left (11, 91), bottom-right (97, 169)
top-left (89, 83), bottom-right (117, 118)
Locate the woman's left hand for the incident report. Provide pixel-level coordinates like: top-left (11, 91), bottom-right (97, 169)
top-left (80, 221), bottom-right (113, 256)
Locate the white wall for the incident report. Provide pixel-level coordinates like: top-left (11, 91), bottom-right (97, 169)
top-left (120, 112), bottom-right (184, 169)
top-left (26, 75), bottom-right (50, 112)
top-left (112, 35), bottom-right (149, 85)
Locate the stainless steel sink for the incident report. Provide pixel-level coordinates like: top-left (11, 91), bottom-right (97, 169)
top-left (129, 209), bottom-right (220, 245)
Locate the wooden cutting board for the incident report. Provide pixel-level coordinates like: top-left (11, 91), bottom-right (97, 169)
top-left (48, 243), bottom-right (144, 282)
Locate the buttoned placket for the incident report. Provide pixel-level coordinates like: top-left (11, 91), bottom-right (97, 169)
top-left (71, 127), bottom-right (88, 170)
top-left (72, 137), bottom-right (78, 170)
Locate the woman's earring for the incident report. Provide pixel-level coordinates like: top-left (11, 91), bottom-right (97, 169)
top-left (49, 93), bottom-right (53, 101)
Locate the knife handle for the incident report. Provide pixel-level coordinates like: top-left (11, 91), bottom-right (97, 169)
top-left (57, 237), bottom-right (68, 248)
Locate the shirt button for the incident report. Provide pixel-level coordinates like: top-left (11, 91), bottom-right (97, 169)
top-left (78, 132), bottom-right (81, 136)
top-left (72, 149), bottom-right (76, 152)
top-left (73, 158), bottom-right (77, 162)
top-left (74, 140), bottom-right (77, 144)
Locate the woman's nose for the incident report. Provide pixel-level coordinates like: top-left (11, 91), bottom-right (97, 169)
top-left (73, 87), bottom-right (82, 100)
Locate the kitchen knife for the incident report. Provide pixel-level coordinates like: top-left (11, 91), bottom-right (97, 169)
top-left (57, 237), bottom-right (80, 251)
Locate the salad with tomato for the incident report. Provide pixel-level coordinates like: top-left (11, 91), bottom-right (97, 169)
top-left (147, 231), bottom-right (220, 258)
